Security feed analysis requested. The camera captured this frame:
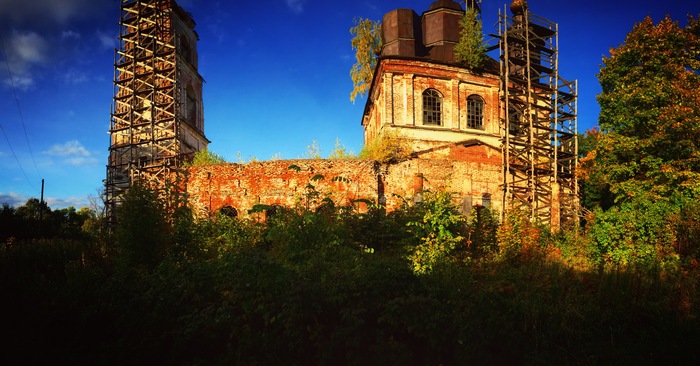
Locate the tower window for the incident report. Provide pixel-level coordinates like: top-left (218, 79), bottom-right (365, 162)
top-left (422, 89), bottom-right (442, 126)
top-left (186, 86), bottom-right (198, 129)
top-left (180, 35), bottom-right (192, 65)
top-left (467, 95), bottom-right (484, 129)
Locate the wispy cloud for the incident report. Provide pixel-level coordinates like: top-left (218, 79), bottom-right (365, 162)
top-left (0, 192), bottom-right (89, 209)
top-left (61, 30), bottom-right (80, 40)
top-left (2, 30), bottom-right (49, 89)
top-left (63, 69), bottom-right (89, 85)
top-left (285, 0), bottom-right (306, 14)
top-left (45, 196), bottom-right (89, 209)
top-left (96, 30), bottom-right (116, 50)
top-left (43, 140), bottom-right (98, 166)
top-left (45, 140), bottom-right (90, 157)
top-left (0, 192), bottom-right (28, 207)
top-left (0, 0), bottom-right (102, 25)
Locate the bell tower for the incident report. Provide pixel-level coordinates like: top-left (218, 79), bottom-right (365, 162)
top-left (105, 0), bottom-right (208, 224)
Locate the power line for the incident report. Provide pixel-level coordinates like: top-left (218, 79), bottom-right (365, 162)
top-left (0, 30), bottom-right (41, 177)
top-left (0, 123), bottom-right (35, 191)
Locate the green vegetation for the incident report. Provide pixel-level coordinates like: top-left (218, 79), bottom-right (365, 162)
top-left (581, 15), bottom-right (700, 272)
top-left (185, 149), bottom-right (227, 166)
top-left (328, 138), bottom-right (356, 159)
top-left (358, 129), bottom-right (413, 163)
top-left (349, 17), bottom-right (382, 103)
top-left (2, 184), bottom-right (698, 364)
top-left (454, 6), bottom-right (486, 69)
top-left (305, 140), bottom-right (322, 159)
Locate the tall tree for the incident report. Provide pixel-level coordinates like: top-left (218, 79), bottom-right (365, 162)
top-left (349, 17), bottom-right (382, 103)
top-left (454, 6), bottom-right (486, 69)
top-left (588, 15), bottom-right (700, 203)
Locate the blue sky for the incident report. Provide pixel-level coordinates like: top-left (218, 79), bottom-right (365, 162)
top-left (1, 0), bottom-right (699, 209)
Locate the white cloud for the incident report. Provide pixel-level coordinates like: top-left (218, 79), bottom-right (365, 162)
top-left (0, 192), bottom-right (28, 207)
top-left (96, 30), bottom-right (116, 50)
top-left (44, 140), bottom-right (98, 166)
top-left (45, 140), bottom-right (90, 157)
top-left (0, 192), bottom-right (89, 209)
top-left (1, 30), bottom-right (49, 89)
top-left (285, 0), bottom-right (305, 14)
top-left (45, 195), bottom-right (89, 209)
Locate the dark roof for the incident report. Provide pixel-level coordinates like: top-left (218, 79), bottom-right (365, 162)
top-left (428, 0), bottom-right (463, 12)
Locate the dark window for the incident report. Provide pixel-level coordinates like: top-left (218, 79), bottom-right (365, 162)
top-left (422, 89), bottom-right (442, 126)
top-left (186, 86), bottom-right (198, 129)
top-left (467, 95), bottom-right (484, 129)
top-left (180, 35), bottom-right (192, 65)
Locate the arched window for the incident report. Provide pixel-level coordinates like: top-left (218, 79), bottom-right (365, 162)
top-left (219, 205), bottom-right (238, 218)
top-left (467, 95), bottom-right (484, 129)
top-left (422, 89), bottom-right (442, 126)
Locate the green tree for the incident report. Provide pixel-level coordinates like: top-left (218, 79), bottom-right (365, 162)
top-left (305, 140), bottom-right (321, 159)
top-left (349, 17), bottom-right (382, 103)
top-left (328, 138), bottom-right (355, 159)
top-left (454, 6), bottom-right (486, 69)
top-left (591, 15), bottom-right (700, 203)
top-left (115, 183), bottom-right (170, 268)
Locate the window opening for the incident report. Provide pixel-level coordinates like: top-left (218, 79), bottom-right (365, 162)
top-left (467, 95), bottom-right (484, 129)
top-left (422, 89), bottom-right (442, 126)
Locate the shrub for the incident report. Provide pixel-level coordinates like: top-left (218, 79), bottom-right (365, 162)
top-left (359, 129), bottom-right (412, 164)
top-left (587, 195), bottom-right (680, 271)
top-left (406, 190), bottom-right (465, 274)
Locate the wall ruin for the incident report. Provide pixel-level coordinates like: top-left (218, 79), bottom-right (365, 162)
top-left (185, 143), bottom-right (502, 218)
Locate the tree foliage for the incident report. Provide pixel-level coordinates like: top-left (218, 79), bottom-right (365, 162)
top-left (186, 149), bottom-right (226, 167)
top-left (582, 15), bottom-right (700, 272)
top-left (589, 15), bottom-right (700, 203)
top-left (454, 6), bottom-right (486, 69)
top-left (349, 17), bottom-right (382, 103)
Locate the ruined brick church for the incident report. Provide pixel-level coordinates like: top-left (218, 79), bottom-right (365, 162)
top-left (106, 0), bottom-right (579, 228)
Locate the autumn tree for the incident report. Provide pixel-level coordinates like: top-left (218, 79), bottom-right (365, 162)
top-left (349, 17), bottom-right (382, 103)
top-left (588, 15), bottom-right (700, 203)
top-left (454, 5), bottom-right (486, 69)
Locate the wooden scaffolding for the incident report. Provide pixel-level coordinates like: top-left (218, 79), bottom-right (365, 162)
top-left (497, 2), bottom-right (579, 229)
top-left (105, 0), bottom-right (206, 224)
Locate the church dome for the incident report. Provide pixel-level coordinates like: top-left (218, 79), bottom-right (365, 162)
top-left (510, 0), bottom-right (528, 15)
top-left (428, 0), bottom-right (463, 12)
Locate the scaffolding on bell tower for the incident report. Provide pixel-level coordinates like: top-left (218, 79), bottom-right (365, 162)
top-left (497, 0), bottom-right (579, 229)
top-left (105, 0), bottom-right (208, 225)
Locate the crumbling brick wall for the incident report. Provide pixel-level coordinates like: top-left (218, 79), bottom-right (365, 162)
top-left (185, 143), bottom-right (502, 217)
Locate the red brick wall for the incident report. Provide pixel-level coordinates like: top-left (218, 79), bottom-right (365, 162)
top-left (185, 145), bottom-right (503, 218)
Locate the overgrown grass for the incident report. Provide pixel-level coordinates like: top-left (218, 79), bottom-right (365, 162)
top-left (1, 187), bottom-right (699, 364)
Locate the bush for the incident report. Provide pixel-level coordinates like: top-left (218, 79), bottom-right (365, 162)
top-left (359, 129), bottom-right (412, 163)
top-left (587, 195), bottom-right (680, 271)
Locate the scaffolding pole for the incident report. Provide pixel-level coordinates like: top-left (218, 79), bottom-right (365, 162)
top-left (105, 0), bottom-right (181, 225)
top-left (497, 2), bottom-right (578, 229)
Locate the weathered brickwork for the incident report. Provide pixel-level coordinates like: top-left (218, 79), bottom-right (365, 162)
top-left (362, 58), bottom-right (501, 151)
top-left (186, 160), bottom-right (381, 217)
top-left (185, 143), bottom-right (503, 218)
